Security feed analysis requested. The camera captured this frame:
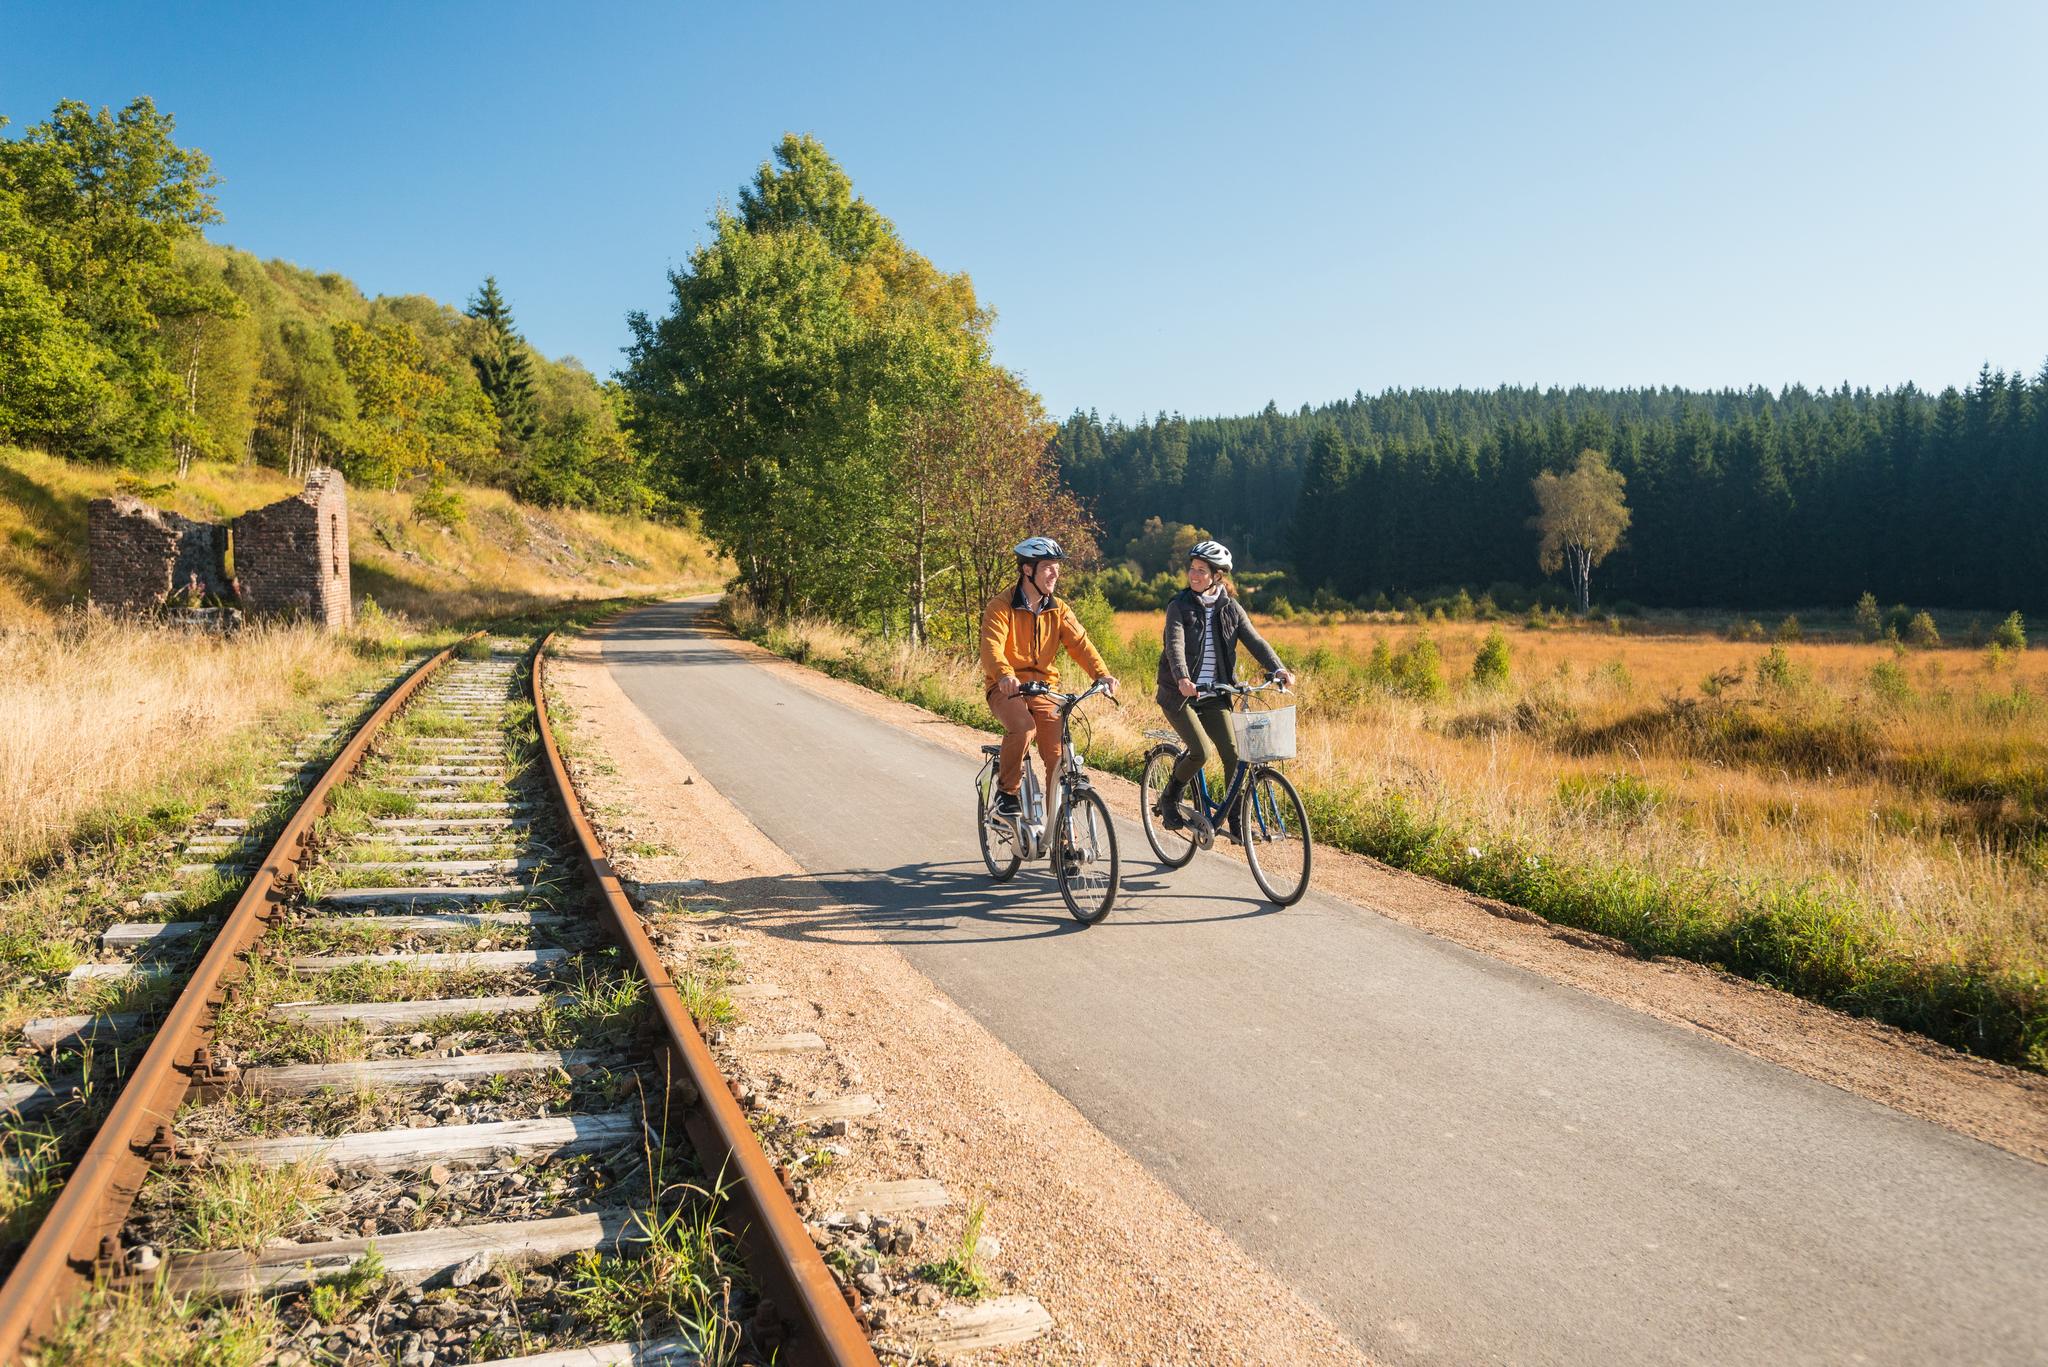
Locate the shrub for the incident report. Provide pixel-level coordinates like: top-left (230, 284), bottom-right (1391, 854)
top-left (1729, 619), bottom-right (1767, 643)
top-left (1756, 644), bottom-right (1800, 692)
top-left (1774, 615), bottom-right (1802, 642)
top-left (1993, 611), bottom-right (2027, 650)
top-left (1556, 772), bottom-right (1668, 825)
top-left (1906, 611), bottom-right (1942, 648)
top-left (1523, 607), bottom-right (1548, 631)
top-left (1883, 603), bottom-right (1915, 638)
top-left (1472, 628), bottom-right (1512, 690)
top-left (1854, 592), bottom-right (1882, 641)
top-left (1474, 593), bottom-right (1500, 620)
top-left (1868, 656), bottom-right (1913, 705)
top-left (1449, 588), bottom-right (1476, 621)
top-left (1699, 665), bottom-right (1744, 698)
top-left (412, 483), bottom-right (466, 527)
top-left (1485, 581), bottom-right (1532, 613)
top-left (1366, 633), bottom-right (1448, 700)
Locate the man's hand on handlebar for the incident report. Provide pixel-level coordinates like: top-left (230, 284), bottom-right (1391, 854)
top-left (1177, 678), bottom-right (1199, 698)
top-left (995, 675), bottom-right (1021, 699)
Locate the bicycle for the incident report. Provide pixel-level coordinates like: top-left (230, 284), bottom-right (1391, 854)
top-left (972, 678), bottom-right (1122, 925)
top-left (1138, 677), bottom-right (1313, 906)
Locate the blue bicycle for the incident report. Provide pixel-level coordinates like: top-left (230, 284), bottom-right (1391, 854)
top-left (1139, 678), bottom-right (1313, 906)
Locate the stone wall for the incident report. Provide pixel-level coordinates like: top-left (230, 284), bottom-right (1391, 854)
top-left (231, 468), bottom-right (352, 628)
top-left (86, 496), bottom-right (232, 612)
top-left (85, 471), bottom-right (352, 629)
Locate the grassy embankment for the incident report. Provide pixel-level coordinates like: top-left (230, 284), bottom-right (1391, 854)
top-left (0, 444), bottom-right (721, 883)
top-left (725, 596), bottom-right (2047, 1073)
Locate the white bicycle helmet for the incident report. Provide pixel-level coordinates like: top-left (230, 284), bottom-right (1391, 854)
top-left (1190, 539), bottom-right (1233, 572)
top-left (1014, 536), bottom-right (1066, 562)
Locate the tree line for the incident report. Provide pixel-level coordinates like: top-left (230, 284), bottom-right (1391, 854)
top-left (1059, 369), bottom-right (2048, 612)
top-left (622, 134), bottom-right (1086, 644)
top-left (1, 97), bottom-right (655, 517)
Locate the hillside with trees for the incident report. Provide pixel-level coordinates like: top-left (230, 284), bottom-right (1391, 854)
top-left (1059, 372), bottom-right (2048, 612)
top-left (0, 97), bottom-right (654, 519)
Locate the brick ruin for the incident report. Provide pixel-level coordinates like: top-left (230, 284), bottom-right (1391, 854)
top-left (231, 468), bottom-right (352, 627)
top-left (87, 470), bottom-right (352, 629)
top-left (85, 497), bottom-right (233, 614)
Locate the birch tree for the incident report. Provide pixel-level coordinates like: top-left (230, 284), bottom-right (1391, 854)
top-left (1531, 447), bottom-right (1630, 614)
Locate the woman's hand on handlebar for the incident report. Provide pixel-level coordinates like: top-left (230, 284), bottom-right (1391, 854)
top-left (1273, 668), bottom-right (1296, 691)
top-left (1177, 678), bottom-right (1199, 698)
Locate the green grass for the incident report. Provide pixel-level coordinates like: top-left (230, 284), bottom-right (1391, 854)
top-left (915, 1199), bottom-right (992, 1301)
top-left (34, 1277), bottom-right (284, 1367)
top-left (155, 1157), bottom-right (330, 1253)
top-left (306, 1249), bottom-right (386, 1325)
top-left (561, 1175), bottom-right (742, 1364)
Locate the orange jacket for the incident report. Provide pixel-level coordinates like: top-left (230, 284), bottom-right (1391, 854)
top-left (980, 585), bottom-right (1109, 690)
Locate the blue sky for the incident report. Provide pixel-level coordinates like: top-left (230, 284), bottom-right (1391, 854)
top-left (5, 1), bottom-right (2043, 419)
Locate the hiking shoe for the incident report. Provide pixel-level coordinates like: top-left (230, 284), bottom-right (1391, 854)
top-left (1154, 780), bottom-right (1189, 831)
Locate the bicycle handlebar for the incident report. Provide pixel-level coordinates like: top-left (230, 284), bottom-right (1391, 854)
top-left (1016, 676), bottom-right (1121, 714)
top-left (1193, 674), bottom-right (1292, 702)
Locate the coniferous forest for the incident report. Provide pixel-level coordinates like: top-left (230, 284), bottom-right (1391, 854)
top-left (1058, 375), bottom-right (2048, 612)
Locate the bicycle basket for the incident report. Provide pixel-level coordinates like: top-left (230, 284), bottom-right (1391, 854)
top-left (1228, 704), bottom-right (1297, 762)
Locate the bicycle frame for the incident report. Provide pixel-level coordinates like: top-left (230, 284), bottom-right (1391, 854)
top-left (979, 678), bottom-right (1113, 860)
top-left (1176, 679), bottom-right (1290, 838)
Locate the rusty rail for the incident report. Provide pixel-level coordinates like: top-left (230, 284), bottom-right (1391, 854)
top-left (531, 634), bottom-right (880, 1367)
top-left (0, 635), bottom-right (476, 1360)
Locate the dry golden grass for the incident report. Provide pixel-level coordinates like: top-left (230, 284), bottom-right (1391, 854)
top-left (0, 445), bottom-right (725, 877)
top-left (0, 613), bottom-right (392, 879)
top-left (1111, 610), bottom-right (2048, 976)
top-left (0, 446), bottom-right (723, 628)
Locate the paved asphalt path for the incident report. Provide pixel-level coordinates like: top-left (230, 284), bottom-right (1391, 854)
top-left (604, 601), bottom-right (2047, 1367)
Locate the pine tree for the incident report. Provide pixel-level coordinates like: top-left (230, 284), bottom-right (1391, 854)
top-left (467, 276), bottom-right (538, 443)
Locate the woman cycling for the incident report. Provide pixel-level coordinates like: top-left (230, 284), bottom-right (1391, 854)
top-left (1152, 540), bottom-right (1293, 840)
top-left (981, 536), bottom-right (1118, 821)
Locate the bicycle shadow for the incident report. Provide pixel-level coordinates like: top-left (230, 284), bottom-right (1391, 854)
top-left (634, 857), bottom-right (1285, 950)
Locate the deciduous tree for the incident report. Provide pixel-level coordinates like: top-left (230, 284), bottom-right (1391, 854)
top-left (1530, 448), bottom-right (1631, 614)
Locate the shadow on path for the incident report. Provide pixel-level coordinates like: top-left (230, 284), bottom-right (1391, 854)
top-left (635, 859), bottom-right (1285, 949)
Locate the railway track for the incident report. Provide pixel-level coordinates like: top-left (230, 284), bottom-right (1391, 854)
top-left (0, 635), bottom-right (875, 1367)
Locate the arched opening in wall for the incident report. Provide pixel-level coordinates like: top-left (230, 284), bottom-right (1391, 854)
top-left (330, 514), bottom-right (340, 578)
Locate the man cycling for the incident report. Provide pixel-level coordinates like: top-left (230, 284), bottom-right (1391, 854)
top-left (981, 536), bottom-right (1118, 820)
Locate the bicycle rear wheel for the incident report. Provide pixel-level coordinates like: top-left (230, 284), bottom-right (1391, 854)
top-left (1055, 787), bottom-right (1120, 924)
top-left (977, 779), bottom-right (1022, 882)
top-left (1139, 747), bottom-right (1198, 868)
top-left (1243, 767), bottom-right (1312, 906)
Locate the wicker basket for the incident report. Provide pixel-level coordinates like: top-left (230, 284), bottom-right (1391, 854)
top-left (1228, 705), bottom-right (1297, 762)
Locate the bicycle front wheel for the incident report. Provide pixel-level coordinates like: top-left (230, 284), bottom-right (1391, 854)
top-left (1243, 767), bottom-right (1312, 906)
top-left (977, 781), bottom-right (1022, 882)
top-left (1139, 746), bottom-right (1198, 868)
top-left (1055, 787), bottom-right (1120, 925)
